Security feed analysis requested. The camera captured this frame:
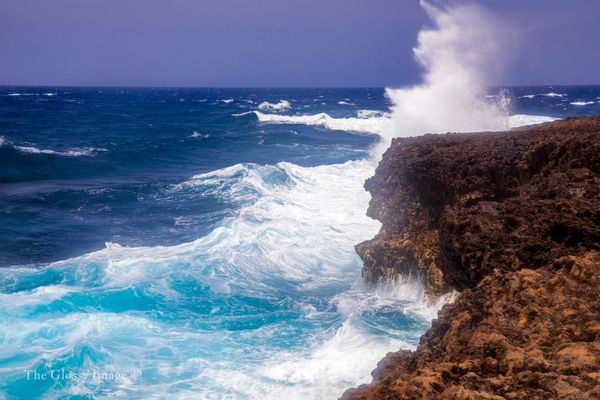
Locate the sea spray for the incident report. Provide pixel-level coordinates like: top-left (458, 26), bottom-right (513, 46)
top-left (380, 1), bottom-right (512, 153)
top-left (0, 4), bottom-right (582, 399)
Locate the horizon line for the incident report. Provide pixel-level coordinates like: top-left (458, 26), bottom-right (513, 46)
top-left (2, 83), bottom-right (600, 90)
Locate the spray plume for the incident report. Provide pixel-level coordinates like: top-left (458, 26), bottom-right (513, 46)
top-left (378, 1), bottom-right (511, 152)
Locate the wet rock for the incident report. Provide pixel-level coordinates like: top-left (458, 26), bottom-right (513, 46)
top-left (343, 118), bottom-right (600, 399)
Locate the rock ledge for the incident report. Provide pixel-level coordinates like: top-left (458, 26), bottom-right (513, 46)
top-left (344, 117), bottom-right (600, 399)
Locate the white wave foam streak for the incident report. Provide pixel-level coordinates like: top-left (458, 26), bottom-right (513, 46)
top-left (570, 101), bottom-right (595, 106)
top-left (10, 144), bottom-right (107, 157)
top-left (258, 99), bottom-right (291, 111)
top-left (543, 92), bottom-right (566, 98)
top-left (508, 114), bottom-right (559, 128)
top-left (253, 111), bottom-right (388, 135)
top-left (519, 92), bottom-right (566, 99)
top-left (381, 1), bottom-right (512, 152)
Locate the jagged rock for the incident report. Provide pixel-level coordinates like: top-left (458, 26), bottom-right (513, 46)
top-left (343, 117), bottom-right (600, 399)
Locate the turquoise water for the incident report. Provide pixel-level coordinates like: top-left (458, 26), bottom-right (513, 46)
top-left (1, 87), bottom-right (598, 399)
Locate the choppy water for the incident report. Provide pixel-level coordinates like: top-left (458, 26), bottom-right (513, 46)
top-left (1, 86), bottom-right (598, 399)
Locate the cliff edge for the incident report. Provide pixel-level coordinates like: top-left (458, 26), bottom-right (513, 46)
top-left (344, 117), bottom-right (600, 399)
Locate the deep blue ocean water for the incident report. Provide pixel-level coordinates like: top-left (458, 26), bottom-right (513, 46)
top-left (1, 86), bottom-right (599, 399)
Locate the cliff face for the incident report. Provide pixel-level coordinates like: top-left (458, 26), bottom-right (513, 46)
top-left (345, 117), bottom-right (600, 399)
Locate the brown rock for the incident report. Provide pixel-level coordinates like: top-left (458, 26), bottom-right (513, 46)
top-left (342, 118), bottom-right (600, 399)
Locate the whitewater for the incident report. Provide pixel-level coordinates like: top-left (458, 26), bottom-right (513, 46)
top-left (0, 103), bottom-right (565, 399)
top-left (2, 2), bottom-right (597, 400)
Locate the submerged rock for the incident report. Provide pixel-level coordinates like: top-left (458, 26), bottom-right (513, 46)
top-left (344, 117), bottom-right (600, 399)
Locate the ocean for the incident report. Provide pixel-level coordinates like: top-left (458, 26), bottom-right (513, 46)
top-left (1, 86), bottom-right (599, 399)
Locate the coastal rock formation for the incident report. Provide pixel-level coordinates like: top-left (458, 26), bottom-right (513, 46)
top-left (344, 117), bottom-right (600, 399)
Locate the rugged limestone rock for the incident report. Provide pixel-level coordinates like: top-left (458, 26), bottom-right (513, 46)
top-left (344, 117), bottom-right (600, 399)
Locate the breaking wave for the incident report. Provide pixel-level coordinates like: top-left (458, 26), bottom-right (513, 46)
top-left (258, 99), bottom-right (292, 111)
top-left (0, 3), bottom-right (574, 400)
top-left (0, 157), bottom-right (441, 398)
top-left (251, 111), bottom-right (388, 135)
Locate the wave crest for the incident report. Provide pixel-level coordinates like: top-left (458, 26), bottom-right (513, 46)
top-left (252, 111), bottom-right (388, 135)
top-left (258, 100), bottom-right (292, 112)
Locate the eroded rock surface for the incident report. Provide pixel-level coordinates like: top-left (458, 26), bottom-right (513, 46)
top-left (344, 117), bottom-right (600, 399)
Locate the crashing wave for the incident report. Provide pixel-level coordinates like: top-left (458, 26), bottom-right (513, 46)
top-left (252, 111), bottom-right (388, 135)
top-left (247, 108), bottom-right (556, 137)
top-left (570, 101), bottom-right (595, 106)
top-left (258, 100), bottom-right (291, 112)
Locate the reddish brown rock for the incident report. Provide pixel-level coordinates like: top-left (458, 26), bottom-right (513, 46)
top-left (344, 117), bottom-right (600, 399)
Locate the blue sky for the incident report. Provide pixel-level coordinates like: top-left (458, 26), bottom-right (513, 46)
top-left (0, 0), bottom-right (598, 87)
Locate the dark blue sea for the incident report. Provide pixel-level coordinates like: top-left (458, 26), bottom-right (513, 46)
top-left (1, 86), bottom-right (599, 399)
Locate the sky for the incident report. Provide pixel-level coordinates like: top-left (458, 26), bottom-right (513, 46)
top-left (0, 0), bottom-right (599, 87)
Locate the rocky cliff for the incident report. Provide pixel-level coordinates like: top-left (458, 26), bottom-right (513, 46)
top-left (344, 117), bottom-right (600, 399)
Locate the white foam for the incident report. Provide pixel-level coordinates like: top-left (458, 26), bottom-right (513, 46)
top-left (252, 111), bottom-right (388, 135)
top-left (220, 98), bottom-right (234, 104)
top-left (189, 131), bottom-right (209, 139)
top-left (6, 158), bottom-right (378, 299)
top-left (357, 109), bottom-right (389, 119)
top-left (570, 101), bottom-right (595, 106)
top-left (12, 145), bottom-right (107, 157)
top-left (0, 155), bottom-right (453, 398)
top-left (337, 101), bottom-right (355, 106)
top-left (508, 114), bottom-right (559, 128)
top-left (231, 111), bottom-right (253, 117)
top-left (258, 99), bottom-right (291, 112)
top-left (0, 285), bottom-right (71, 310)
top-left (543, 92), bottom-right (566, 98)
top-left (195, 275), bottom-right (450, 400)
top-left (519, 92), bottom-right (567, 99)
top-left (253, 323), bottom-right (411, 399)
top-left (334, 277), bottom-right (449, 324)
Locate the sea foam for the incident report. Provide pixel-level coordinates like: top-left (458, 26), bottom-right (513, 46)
top-left (0, 158), bottom-right (428, 399)
top-left (258, 99), bottom-right (292, 111)
top-left (0, 137), bottom-right (107, 157)
top-left (252, 111), bottom-right (388, 135)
